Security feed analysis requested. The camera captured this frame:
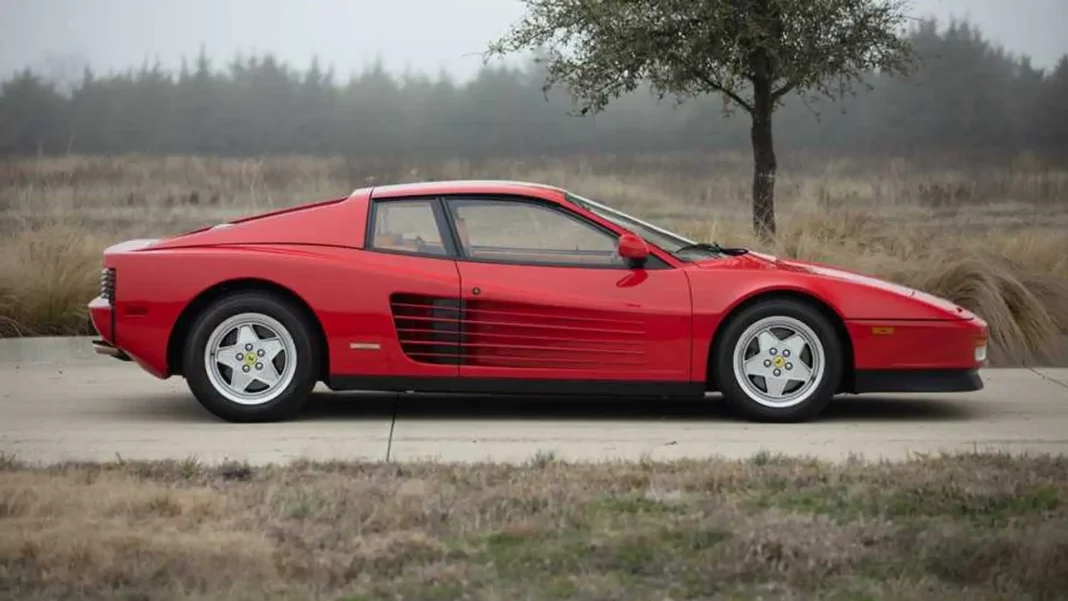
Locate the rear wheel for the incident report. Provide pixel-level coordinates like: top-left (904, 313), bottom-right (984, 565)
top-left (712, 298), bottom-right (843, 422)
top-left (182, 292), bottom-right (318, 422)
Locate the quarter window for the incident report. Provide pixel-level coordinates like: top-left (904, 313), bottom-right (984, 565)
top-left (448, 199), bottom-right (622, 266)
top-left (369, 200), bottom-right (447, 256)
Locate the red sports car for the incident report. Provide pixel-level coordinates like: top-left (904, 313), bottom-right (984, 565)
top-left (89, 180), bottom-right (988, 423)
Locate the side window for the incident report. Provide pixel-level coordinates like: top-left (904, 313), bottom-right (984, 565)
top-left (448, 198), bottom-right (622, 266)
top-left (369, 199), bottom-right (447, 256)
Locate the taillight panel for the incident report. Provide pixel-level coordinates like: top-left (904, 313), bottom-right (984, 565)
top-left (100, 267), bottom-right (116, 304)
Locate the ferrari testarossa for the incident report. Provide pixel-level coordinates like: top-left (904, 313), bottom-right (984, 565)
top-left (89, 180), bottom-right (988, 423)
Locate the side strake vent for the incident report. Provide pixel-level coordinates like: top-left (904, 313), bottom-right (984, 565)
top-left (461, 298), bottom-right (646, 370)
top-left (390, 293), bottom-right (463, 365)
top-left (100, 268), bottom-right (116, 304)
top-left (389, 294), bottom-right (647, 369)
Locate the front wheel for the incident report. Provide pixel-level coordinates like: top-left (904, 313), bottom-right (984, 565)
top-left (712, 298), bottom-right (844, 422)
top-left (182, 292), bottom-right (319, 422)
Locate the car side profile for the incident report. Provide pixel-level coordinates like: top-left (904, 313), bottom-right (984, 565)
top-left (89, 180), bottom-right (989, 422)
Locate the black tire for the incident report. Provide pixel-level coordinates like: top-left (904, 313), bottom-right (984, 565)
top-left (712, 297), bottom-right (844, 422)
top-left (182, 291), bottom-right (319, 422)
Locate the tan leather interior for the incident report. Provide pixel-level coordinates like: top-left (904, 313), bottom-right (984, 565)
top-left (374, 233), bottom-right (420, 252)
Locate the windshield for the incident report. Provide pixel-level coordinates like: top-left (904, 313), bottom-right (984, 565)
top-left (565, 191), bottom-right (730, 260)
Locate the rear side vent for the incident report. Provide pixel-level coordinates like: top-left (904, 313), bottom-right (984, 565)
top-left (100, 268), bottom-right (116, 304)
top-left (390, 293), bottom-right (463, 365)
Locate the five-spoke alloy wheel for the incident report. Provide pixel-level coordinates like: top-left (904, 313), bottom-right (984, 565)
top-left (712, 298), bottom-right (843, 422)
top-left (183, 291), bottom-right (319, 422)
top-left (204, 313), bottom-right (297, 406)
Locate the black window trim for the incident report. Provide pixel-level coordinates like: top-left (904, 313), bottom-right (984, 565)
top-left (364, 191), bottom-right (674, 270)
top-left (440, 193), bottom-right (672, 270)
top-left (363, 194), bottom-right (459, 260)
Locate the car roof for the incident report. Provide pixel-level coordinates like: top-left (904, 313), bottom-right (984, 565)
top-left (358, 179), bottom-right (567, 200)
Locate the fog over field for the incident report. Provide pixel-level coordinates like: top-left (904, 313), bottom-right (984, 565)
top-left (2, 0), bottom-right (1066, 83)
top-left (0, 1), bottom-right (1066, 159)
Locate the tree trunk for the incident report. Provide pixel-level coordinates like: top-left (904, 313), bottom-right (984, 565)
top-left (750, 76), bottom-right (777, 239)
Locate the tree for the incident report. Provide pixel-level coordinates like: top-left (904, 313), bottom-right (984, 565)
top-left (1035, 56), bottom-right (1068, 153)
top-left (487, 0), bottom-right (917, 237)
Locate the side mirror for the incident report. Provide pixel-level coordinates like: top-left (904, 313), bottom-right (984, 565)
top-left (617, 232), bottom-right (650, 268)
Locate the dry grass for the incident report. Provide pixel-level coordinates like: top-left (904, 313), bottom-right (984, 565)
top-left (0, 451), bottom-right (1066, 600)
top-left (1, 152), bottom-right (1067, 365)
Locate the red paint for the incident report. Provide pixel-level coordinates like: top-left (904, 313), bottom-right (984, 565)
top-left (455, 261), bottom-right (692, 381)
top-left (89, 180), bottom-right (988, 389)
top-left (616, 232), bottom-right (650, 263)
top-left (846, 319), bottom-right (984, 369)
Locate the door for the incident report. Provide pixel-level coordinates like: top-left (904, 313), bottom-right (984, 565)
top-left (443, 196), bottom-right (693, 387)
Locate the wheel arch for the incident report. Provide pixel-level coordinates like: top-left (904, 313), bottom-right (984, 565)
top-left (167, 278), bottom-right (329, 380)
top-left (705, 288), bottom-right (855, 393)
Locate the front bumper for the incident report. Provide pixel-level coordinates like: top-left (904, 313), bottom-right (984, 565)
top-left (847, 316), bottom-right (989, 372)
top-left (853, 368), bottom-right (983, 393)
top-left (845, 315), bottom-right (987, 394)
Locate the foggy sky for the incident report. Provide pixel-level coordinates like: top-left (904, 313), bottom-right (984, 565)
top-left (2, 0), bottom-right (1066, 85)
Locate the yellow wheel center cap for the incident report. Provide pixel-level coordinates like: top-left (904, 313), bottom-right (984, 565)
top-left (773, 356), bottom-right (785, 368)
top-left (246, 354), bottom-right (257, 365)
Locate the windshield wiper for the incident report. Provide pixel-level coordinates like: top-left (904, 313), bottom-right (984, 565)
top-left (674, 242), bottom-right (749, 256)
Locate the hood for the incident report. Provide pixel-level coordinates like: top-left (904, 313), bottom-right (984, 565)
top-left (103, 238), bottom-right (160, 254)
top-left (693, 250), bottom-right (976, 320)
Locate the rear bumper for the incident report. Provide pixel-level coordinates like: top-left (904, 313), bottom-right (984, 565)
top-left (853, 368), bottom-right (983, 393)
top-left (89, 295), bottom-right (129, 362)
top-left (92, 339), bottom-right (132, 361)
top-left (87, 294), bottom-right (168, 379)
top-left (89, 295), bottom-right (114, 339)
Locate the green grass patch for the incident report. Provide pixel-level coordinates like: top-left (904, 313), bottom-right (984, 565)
top-left (1, 452), bottom-right (1066, 600)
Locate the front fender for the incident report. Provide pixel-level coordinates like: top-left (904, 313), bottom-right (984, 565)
top-left (685, 260), bottom-right (976, 383)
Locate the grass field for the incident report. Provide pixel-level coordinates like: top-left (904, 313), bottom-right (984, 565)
top-left (1, 451), bottom-right (1065, 600)
top-left (1, 151), bottom-right (1067, 365)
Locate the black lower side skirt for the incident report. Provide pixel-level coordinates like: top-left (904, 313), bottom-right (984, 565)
top-left (328, 369), bottom-right (983, 397)
top-left (326, 376), bottom-right (704, 398)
